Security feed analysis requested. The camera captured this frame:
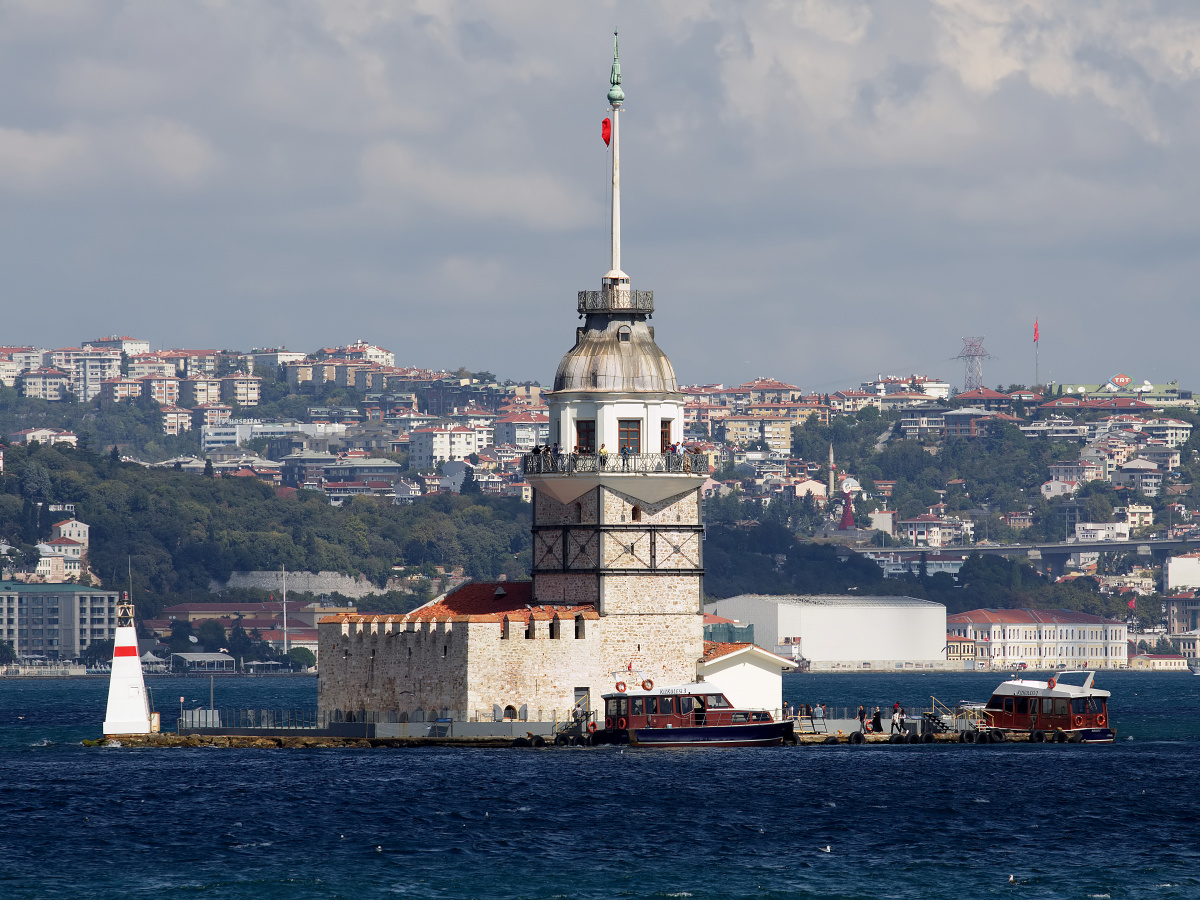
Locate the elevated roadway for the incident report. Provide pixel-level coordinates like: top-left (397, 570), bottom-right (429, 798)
top-left (857, 537), bottom-right (1195, 577)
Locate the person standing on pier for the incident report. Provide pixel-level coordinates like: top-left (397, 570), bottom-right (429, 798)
top-left (871, 707), bottom-right (883, 734)
top-left (857, 705), bottom-right (867, 732)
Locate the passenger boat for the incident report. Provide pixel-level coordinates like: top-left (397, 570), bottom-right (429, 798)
top-left (971, 670), bottom-right (1114, 743)
top-left (598, 681), bottom-right (795, 748)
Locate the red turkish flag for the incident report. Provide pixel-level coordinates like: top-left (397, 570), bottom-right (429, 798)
top-left (1033, 319), bottom-right (1039, 342)
top-left (1127, 599), bottom-right (1136, 610)
top-left (602, 118), bottom-right (611, 146)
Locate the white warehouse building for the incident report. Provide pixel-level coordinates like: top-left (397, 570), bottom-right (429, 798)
top-left (703, 594), bottom-right (948, 672)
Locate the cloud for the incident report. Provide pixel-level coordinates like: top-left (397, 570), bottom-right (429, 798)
top-left (360, 140), bottom-right (591, 229)
top-left (0, 127), bottom-right (90, 190)
top-left (2, 2), bottom-right (1200, 390)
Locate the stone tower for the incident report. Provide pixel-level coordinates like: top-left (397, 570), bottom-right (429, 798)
top-left (524, 33), bottom-right (706, 688)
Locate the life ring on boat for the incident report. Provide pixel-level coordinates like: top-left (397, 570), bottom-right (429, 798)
top-left (1074, 715), bottom-right (1084, 727)
top-left (642, 679), bottom-right (654, 691)
top-left (605, 717), bottom-right (613, 729)
top-left (1046, 677), bottom-right (1056, 689)
top-left (1096, 714), bottom-right (1106, 727)
top-left (617, 717), bottom-right (627, 729)
top-left (587, 722), bottom-right (597, 733)
top-left (615, 681), bottom-right (627, 693)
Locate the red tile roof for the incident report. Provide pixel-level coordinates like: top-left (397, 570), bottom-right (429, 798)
top-left (701, 640), bottom-right (752, 662)
top-left (327, 581), bottom-right (599, 625)
top-left (947, 608), bottom-right (1122, 625)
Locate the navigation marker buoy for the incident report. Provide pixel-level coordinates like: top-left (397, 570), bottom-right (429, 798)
top-left (102, 595), bottom-right (154, 737)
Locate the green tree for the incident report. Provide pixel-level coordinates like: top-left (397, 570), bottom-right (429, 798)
top-left (288, 646), bottom-right (316, 668)
top-left (196, 619), bottom-right (227, 652)
top-left (0, 641), bottom-right (14, 664)
top-left (84, 639), bottom-right (115, 666)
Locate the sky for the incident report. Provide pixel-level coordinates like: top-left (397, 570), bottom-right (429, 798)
top-left (2, 0), bottom-right (1200, 393)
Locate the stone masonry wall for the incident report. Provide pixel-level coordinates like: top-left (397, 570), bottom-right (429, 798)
top-left (601, 573), bottom-right (702, 616)
top-left (317, 618), bottom-right (469, 719)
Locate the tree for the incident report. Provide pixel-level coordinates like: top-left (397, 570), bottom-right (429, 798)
top-left (196, 619), bottom-right (227, 652)
top-left (84, 640), bottom-right (115, 666)
top-left (288, 646), bottom-right (316, 669)
top-left (203, 459), bottom-right (214, 477)
top-left (459, 465), bottom-right (480, 494)
top-left (0, 641), bottom-right (14, 664)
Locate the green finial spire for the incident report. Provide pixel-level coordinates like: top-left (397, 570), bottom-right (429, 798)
top-left (608, 30), bottom-right (624, 106)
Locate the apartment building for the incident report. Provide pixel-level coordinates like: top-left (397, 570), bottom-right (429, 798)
top-left (128, 357), bottom-right (178, 379)
top-left (408, 426), bottom-right (489, 469)
top-left (179, 377), bottom-right (222, 407)
top-left (1111, 459), bottom-right (1162, 497)
top-left (19, 368), bottom-right (72, 401)
top-left (493, 411), bottom-right (550, 450)
top-left (219, 375), bottom-right (262, 407)
top-left (190, 403), bottom-right (233, 430)
top-left (86, 336), bottom-right (150, 356)
top-left (0, 583), bottom-right (122, 659)
top-left (160, 406), bottom-right (193, 436)
top-left (140, 376), bottom-right (180, 406)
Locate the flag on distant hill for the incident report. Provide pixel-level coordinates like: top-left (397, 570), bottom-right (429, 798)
top-left (1033, 319), bottom-right (1039, 342)
top-left (1127, 598), bottom-right (1136, 609)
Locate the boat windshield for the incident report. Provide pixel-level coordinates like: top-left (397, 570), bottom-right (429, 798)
top-left (705, 694), bottom-right (732, 709)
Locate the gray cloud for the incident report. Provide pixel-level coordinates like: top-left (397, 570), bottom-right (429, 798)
top-left (1, 0), bottom-right (1199, 391)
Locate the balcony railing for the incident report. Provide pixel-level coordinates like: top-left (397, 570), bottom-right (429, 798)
top-left (523, 451), bottom-right (707, 476)
top-left (577, 289), bottom-right (654, 315)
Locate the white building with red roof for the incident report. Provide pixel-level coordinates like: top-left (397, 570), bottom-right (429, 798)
top-left (947, 608), bottom-right (1127, 669)
top-left (492, 410), bottom-right (550, 450)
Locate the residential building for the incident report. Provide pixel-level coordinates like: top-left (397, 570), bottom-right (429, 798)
top-left (179, 377), bottom-right (223, 407)
top-left (0, 583), bottom-right (122, 659)
top-left (190, 403), bottom-right (233, 430)
top-left (408, 426), bottom-right (489, 469)
top-left (220, 375), bottom-right (262, 407)
top-left (493, 410), bottom-right (551, 450)
top-left (1137, 446), bottom-right (1181, 471)
top-left (140, 376), bottom-right (180, 406)
top-left (861, 375), bottom-right (951, 400)
top-left (43, 347), bottom-right (122, 400)
top-left (952, 388), bottom-right (1012, 411)
top-left (1049, 460), bottom-right (1103, 486)
top-left (1141, 419), bottom-right (1193, 448)
top-left (900, 407), bottom-right (948, 440)
top-left (8, 428), bottom-right (77, 447)
top-left (249, 348), bottom-right (307, 369)
top-left (86, 336), bottom-right (150, 356)
top-left (1111, 459), bottom-right (1162, 497)
top-left (160, 406), bottom-right (193, 436)
top-left (738, 377), bottom-right (803, 404)
top-left (18, 368), bottom-right (72, 401)
top-left (99, 378), bottom-right (143, 406)
top-left (899, 514), bottom-right (972, 548)
top-left (1116, 505), bottom-right (1154, 528)
top-left (52, 519), bottom-right (89, 548)
top-left (128, 357), bottom-right (177, 379)
top-left (1042, 479), bottom-right (1079, 499)
top-left (1074, 522), bottom-right (1130, 542)
top-left (947, 609), bottom-right (1127, 669)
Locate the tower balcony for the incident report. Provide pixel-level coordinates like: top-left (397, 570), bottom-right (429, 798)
top-left (577, 288), bottom-right (654, 316)
top-left (523, 450), bottom-right (708, 505)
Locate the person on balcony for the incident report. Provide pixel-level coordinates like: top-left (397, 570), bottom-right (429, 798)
top-left (599, 444), bottom-right (608, 469)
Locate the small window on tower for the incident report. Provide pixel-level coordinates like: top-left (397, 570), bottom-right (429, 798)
top-left (618, 326), bottom-right (631, 343)
top-left (631, 506), bottom-right (642, 522)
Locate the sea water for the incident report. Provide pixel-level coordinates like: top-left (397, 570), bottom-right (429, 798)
top-left (0, 671), bottom-right (1196, 898)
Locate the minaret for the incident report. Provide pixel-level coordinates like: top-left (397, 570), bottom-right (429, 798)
top-left (522, 35), bottom-right (707, 692)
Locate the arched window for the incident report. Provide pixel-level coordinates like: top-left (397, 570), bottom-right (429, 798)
top-left (618, 325), bottom-right (631, 343)
top-left (574, 503), bottom-right (582, 523)
top-left (631, 505), bottom-right (642, 522)
top-left (575, 615), bottom-right (585, 639)
top-left (504, 704), bottom-right (517, 720)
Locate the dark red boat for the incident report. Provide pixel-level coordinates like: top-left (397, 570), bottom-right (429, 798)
top-left (599, 682), bottom-right (795, 748)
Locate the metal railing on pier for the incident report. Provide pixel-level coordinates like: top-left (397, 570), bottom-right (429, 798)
top-left (523, 451), bottom-right (707, 477)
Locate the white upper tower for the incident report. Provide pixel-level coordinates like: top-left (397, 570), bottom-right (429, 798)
top-left (536, 32), bottom-right (693, 503)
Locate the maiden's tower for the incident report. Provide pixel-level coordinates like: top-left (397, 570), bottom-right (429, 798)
top-left (318, 37), bottom-right (709, 724)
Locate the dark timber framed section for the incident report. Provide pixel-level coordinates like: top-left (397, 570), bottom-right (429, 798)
top-left (531, 523), bottom-right (704, 575)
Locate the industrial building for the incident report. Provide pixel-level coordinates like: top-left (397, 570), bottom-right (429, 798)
top-left (704, 594), bottom-right (950, 671)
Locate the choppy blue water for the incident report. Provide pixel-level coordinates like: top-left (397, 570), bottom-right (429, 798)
top-left (1, 671), bottom-right (1197, 899)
